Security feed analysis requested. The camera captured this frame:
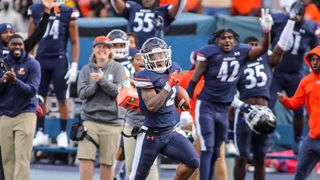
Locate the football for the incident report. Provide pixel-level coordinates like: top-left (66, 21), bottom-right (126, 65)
top-left (175, 86), bottom-right (191, 111)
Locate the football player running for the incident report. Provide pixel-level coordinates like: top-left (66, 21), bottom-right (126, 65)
top-left (131, 37), bottom-right (199, 180)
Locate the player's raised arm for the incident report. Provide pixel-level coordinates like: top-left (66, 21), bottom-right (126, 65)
top-left (26, 0), bottom-right (53, 54)
top-left (248, 8), bottom-right (272, 60)
top-left (168, 0), bottom-right (186, 19)
top-left (269, 18), bottom-right (295, 68)
top-left (110, 0), bottom-right (126, 15)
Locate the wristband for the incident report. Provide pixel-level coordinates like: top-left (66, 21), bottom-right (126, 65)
top-left (164, 83), bottom-right (172, 92)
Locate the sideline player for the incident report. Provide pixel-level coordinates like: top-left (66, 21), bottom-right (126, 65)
top-left (270, 1), bottom-right (319, 153)
top-left (28, 0), bottom-right (80, 148)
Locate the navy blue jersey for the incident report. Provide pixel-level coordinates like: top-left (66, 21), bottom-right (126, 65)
top-left (115, 57), bottom-right (135, 78)
top-left (122, 1), bottom-right (174, 47)
top-left (197, 44), bottom-right (251, 103)
top-left (133, 62), bottom-right (181, 129)
top-left (237, 53), bottom-right (272, 100)
top-left (271, 13), bottom-right (319, 73)
top-left (28, 4), bottom-right (79, 58)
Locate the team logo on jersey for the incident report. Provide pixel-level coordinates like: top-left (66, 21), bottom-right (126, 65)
top-left (234, 51), bottom-right (240, 56)
top-left (17, 68), bottom-right (25, 75)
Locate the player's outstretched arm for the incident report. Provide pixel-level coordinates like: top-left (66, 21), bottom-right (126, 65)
top-left (248, 8), bottom-right (272, 60)
top-left (231, 96), bottom-right (253, 113)
top-left (269, 19), bottom-right (295, 68)
top-left (110, 0), bottom-right (126, 15)
top-left (186, 60), bottom-right (206, 98)
top-left (168, 0), bottom-right (186, 19)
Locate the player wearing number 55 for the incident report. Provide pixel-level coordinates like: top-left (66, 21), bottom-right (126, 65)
top-left (111, 0), bottom-right (186, 47)
top-left (28, 0), bottom-right (80, 148)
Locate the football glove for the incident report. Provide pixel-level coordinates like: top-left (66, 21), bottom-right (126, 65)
top-left (259, 8), bottom-right (273, 33)
top-left (64, 62), bottom-right (78, 84)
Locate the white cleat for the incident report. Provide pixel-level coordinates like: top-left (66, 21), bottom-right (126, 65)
top-left (33, 131), bottom-right (49, 146)
top-left (57, 131), bottom-right (69, 148)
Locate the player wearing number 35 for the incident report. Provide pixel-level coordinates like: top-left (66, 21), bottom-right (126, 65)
top-left (111, 0), bottom-right (186, 47)
top-left (28, 0), bottom-right (80, 148)
top-left (186, 9), bottom-right (272, 180)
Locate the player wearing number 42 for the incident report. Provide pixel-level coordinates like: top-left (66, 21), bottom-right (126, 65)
top-left (186, 8), bottom-right (272, 180)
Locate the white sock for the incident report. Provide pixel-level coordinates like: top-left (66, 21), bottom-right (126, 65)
top-left (114, 160), bottom-right (125, 177)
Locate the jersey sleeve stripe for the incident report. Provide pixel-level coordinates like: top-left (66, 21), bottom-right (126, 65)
top-left (134, 80), bottom-right (154, 88)
top-left (71, 10), bottom-right (80, 19)
top-left (197, 53), bottom-right (207, 62)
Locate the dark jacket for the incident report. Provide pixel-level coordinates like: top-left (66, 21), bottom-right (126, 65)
top-left (0, 52), bottom-right (41, 117)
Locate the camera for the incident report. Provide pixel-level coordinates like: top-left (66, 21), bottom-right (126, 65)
top-left (70, 122), bottom-right (87, 141)
top-left (0, 58), bottom-right (12, 72)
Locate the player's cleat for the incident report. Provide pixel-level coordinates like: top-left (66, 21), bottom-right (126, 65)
top-left (57, 131), bottom-right (69, 148)
top-left (33, 131), bottom-right (49, 147)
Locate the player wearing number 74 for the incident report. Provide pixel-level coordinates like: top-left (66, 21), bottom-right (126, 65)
top-left (28, 0), bottom-right (80, 148)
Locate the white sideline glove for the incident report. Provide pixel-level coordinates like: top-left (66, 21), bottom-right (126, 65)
top-left (64, 62), bottom-right (78, 84)
top-left (259, 8), bottom-right (273, 33)
top-left (180, 111), bottom-right (193, 126)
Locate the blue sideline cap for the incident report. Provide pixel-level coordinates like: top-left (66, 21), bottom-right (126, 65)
top-left (0, 23), bottom-right (15, 34)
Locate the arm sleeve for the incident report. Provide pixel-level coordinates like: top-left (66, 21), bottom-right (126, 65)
top-left (14, 60), bottom-right (41, 97)
top-left (77, 67), bottom-right (98, 100)
top-left (24, 12), bottom-right (50, 53)
top-left (98, 65), bottom-right (127, 97)
top-left (281, 80), bottom-right (306, 110)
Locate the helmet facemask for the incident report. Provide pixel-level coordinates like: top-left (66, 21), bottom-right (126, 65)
top-left (244, 105), bottom-right (276, 135)
top-left (107, 29), bottom-right (130, 59)
top-left (143, 47), bottom-right (172, 73)
top-left (110, 40), bottom-right (130, 59)
top-left (141, 37), bottom-right (172, 73)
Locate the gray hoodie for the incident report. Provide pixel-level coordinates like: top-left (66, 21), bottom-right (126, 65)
top-left (77, 59), bottom-right (127, 125)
